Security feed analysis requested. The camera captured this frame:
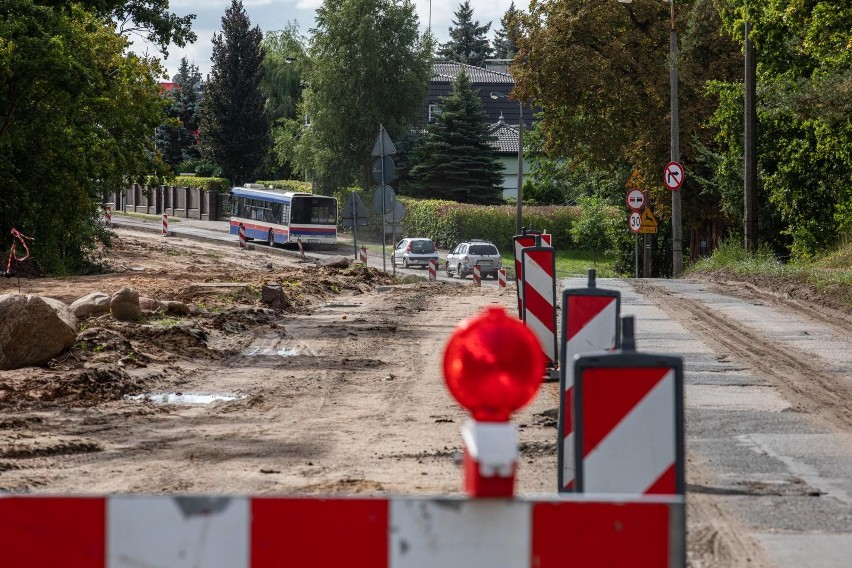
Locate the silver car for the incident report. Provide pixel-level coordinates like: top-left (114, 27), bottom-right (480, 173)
top-left (392, 238), bottom-right (439, 269)
top-left (445, 240), bottom-right (502, 279)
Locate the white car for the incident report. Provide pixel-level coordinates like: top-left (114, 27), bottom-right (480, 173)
top-left (445, 240), bottom-right (502, 279)
top-left (391, 238), bottom-right (439, 269)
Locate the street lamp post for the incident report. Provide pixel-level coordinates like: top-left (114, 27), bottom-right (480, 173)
top-left (491, 92), bottom-right (524, 235)
top-left (619, 0), bottom-right (682, 276)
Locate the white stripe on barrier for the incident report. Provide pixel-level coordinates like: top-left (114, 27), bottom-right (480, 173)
top-left (523, 309), bottom-right (555, 362)
top-left (390, 499), bottom-right (529, 567)
top-left (109, 496), bottom-right (250, 568)
top-left (564, 299), bottom-right (619, 384)
top-left (584, 369), bottom-right (677, 494)
top-left (522, 255), bottom-right (552, 297)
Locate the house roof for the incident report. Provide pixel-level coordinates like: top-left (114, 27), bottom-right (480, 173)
top-left (487, 115), bottom-right (520, 154)
top-left (432, 62), bottom-right (515, 85)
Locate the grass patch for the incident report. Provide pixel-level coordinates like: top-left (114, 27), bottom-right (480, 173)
top-left (115, 211), bottom-right (181, 223)
top-left (501, 249), bottom-right (619, 279)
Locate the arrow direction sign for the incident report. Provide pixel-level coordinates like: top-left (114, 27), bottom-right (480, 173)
top-left (626, 188), bottom-right (645, 210)
top-left (664, 161), bottom-right (684, 190)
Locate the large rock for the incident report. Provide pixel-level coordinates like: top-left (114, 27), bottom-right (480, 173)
top-left (261, 283), bottom-right (289, 310)
top-left (111, 287), bottom-right (142, 321)
top-left (317, 255), bottom-right (351, 269)
top-left (69, 291), bottom-right (111, 319)
top-left (0, 294), bottom-right (78, 370)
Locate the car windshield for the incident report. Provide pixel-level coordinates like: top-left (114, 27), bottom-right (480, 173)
top-left (469, 244), bottom-right (498, 255)
top-left (410, 241), bottom-right (434, 253)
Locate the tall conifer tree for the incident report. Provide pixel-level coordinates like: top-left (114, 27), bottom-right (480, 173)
top-left (492, 2), bottom-right (519, 59)
top-left (199, 0), bottom-right (269, 186)
top-left (407, 72), bottom-right (504, 204)
top-left (437, 0), bottom-right (492, 67)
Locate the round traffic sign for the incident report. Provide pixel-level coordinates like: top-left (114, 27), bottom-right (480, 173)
top-left (626, 188), bottom-right (645, 210)
top-left (664, 161), bottom-right (684, 190)
top-left (372, 185), bottom-right (396, 214)
top-left (371, 156), bottom-right (395, 184)
top-left (628, 211), bottom-right (642, 234)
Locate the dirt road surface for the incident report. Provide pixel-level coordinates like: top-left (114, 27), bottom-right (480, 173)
top-left (2, 227), bottom-right (852, 567)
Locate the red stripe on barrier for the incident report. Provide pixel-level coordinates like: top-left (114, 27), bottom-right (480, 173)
top-left (251, 498), bottom-right (389, 568)
top-left (0, 497), bottom-right (106, 566)
top-left (646, 463), bottom-right (677, 495)
top-left (581, 367), bottom-right (671, 456)
top-left (524, 285), bottom-right (556, 333)
top-left (531, 501), bottom-right (672, 567)
top-left (566, 295), bottom-right (617, 339)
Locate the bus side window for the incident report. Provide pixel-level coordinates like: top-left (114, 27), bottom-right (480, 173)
top-left (282, 204), bottom-right (290, 225)
top-left (272, 204), bottom-right (282, 224)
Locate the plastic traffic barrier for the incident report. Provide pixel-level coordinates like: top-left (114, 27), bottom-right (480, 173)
top-left (572, 317), bottom-right (685, 495)
top-left (558, 269), bottom-right (621, 492)
top-left (512, 230), bottom-right (552, 319)
top-left (520, 244), bottom-right (557, 371)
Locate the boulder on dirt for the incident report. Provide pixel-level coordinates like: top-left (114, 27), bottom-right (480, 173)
top-left (164, 300), bottom-right (191, 316)
top-left (69, 292), bottom-right (111, 319)
top-left (317, 256), bottom-right (351, 269)
top-left (261, 283), bottom-right (289, 310)
top-left (0, 294), bottom-right (78, 370)
top-left (111, 288), bottom-right (142, 321)
top-left (139, 296), bottom-right (163, 313)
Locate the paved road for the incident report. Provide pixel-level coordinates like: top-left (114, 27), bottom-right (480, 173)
top-left (110, 215), bottom-right (506, 289)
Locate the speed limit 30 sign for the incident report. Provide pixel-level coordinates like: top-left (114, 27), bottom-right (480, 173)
top-left (628, 211), bottom-right (642, 234)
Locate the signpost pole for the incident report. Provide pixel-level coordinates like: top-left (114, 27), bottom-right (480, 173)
top-left (381, 127), bottom-right (387, 274)
top-left (635, 235), bottom-right (639, 279)
top-left (643, 234), bottom-right (651, 278)
top-left (352, 190), bottom-right (358, 261)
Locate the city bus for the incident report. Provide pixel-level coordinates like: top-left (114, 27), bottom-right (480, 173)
top-left (229, 185), bottom-right (338, 247)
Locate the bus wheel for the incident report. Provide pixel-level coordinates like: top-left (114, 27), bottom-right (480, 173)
top-left (267, 230), bottom-right (275, 247)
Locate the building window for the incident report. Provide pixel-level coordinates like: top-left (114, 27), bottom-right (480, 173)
top-left (428, 104), bottom-right (442, 122)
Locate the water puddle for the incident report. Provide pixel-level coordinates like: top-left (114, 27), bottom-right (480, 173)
top-left (242, 346), bottom-right (300, 357)
top-left (126, 392), bottom-right (246, 405)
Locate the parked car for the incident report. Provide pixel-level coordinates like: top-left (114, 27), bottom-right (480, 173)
top-left (445, 240), bottom-right (502, 279)
top-left (391, 237), bottom-right (439, 269)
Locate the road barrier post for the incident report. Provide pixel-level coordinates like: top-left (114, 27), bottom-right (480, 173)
top-left (498, 268), bottom-right (507, 289)
top-left (429, 259), bottom-right (437, 281)
top-left (105, 206), bottom-right (112, 228)
top-left (573, 316), bottom-right (685, 496)
top-left (162, 213), bottom-right (168, 236)
top-left (472, 265), bottom-right (481, 287)
top-left (297, 237), bottom-right (305, 260)
top-left (360, 246), bottom-right (367, 264)
top-left (520, 243), bottom-right (558, 378)
top-left (513, 231), bottom-right (552, 319)
top-left (558, 269), bottom-right (621, 492)
top-left (238, 224), bottom-right (246, 249)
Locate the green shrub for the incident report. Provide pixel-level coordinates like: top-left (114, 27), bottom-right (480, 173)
top-left (254, 180), bottom-right (313, 192)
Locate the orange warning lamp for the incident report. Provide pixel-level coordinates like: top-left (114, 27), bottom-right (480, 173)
top-left (443, 306), bottom-right (546, 422)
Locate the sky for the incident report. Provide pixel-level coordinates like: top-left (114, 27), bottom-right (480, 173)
top-left (132, 0), bottom-right (517, 81)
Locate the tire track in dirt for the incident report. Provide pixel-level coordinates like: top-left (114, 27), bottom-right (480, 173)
top-left (633, 280), bottom-right (852, 430)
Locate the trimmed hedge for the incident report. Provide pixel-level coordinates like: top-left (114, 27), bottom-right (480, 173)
top-left (170, 176), bottom-right (229, 193)
top-left (331, 190), bottom-right (579, 250)
top-left (254, 180), bottom-right (313, 192)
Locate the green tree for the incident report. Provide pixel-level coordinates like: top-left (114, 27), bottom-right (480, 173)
top-left (492, 1), bottom-right (520, 60)
top-left (199, 0), bottom-right (269, 186)
top-left (299, 0), bottom-right (432, 192)
top-left (156, 57), bottom-right (202, 171)
top-left (0, 1), bottom-right (170, 273)
top-left (407, 72), bottom-right (505, 204)
top-left (570, 195), bottom-right (618, 266)
top-left (437, 0), bottom-right (492, 67)
top-left (261, 23), bottom-right (308, 180)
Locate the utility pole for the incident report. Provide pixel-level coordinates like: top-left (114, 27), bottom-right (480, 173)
top-left (670, 0), bottom-right (683, 277)
top-left (744, 19), bottom-right (758, 252)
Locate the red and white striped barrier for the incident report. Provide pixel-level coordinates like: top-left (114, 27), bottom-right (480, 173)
top-left (428, 259), bottom-right (437, 281)
top-left (359, 246), bottom-right (367, 264)
top-left (0, 494), bottom-right (685, 567)
top-left (498, 268), bottom-right (506, 289)
top-left (105, 206), bottom-right (112, 228)
top-left (520, 245), bottom-right (557, 368)
top-left (513, 232), bottom-right (552, 319)
top-left (573, 329), bottom-right (685, 495)
top-left (558, 270), bottom-right (621, 492)
top-left (238, 224), bottom-right (247, 249)
top-left (296, 237), bottom-right (305, 260)
top-left (162, 213), bottom-right (168, 236)
top-left (472, 264), bottom-right (481, 287)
